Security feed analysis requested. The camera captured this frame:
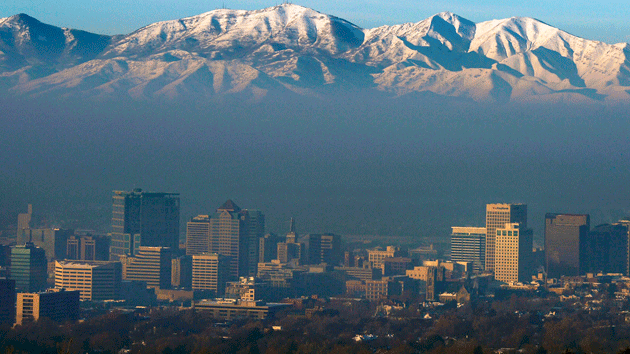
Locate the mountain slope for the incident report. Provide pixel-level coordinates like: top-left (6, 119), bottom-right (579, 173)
top-left (2, 5), bottom-right (630, 102)
top-left (0, 14), bottom-right (111, 73)
top-left (102, 5), bottom-right (364, 59)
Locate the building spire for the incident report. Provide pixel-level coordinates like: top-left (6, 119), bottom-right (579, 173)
top-left (289, 217), bottom-right (296, 233)
top-left (286, 218), bottom-right (297, 243)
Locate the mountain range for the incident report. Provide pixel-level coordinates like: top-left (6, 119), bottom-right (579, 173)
top-left (1, 4), bottom-right (629, 103)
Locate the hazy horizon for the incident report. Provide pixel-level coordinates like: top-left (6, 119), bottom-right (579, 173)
top-left (1, 94), bottom-right (629, 247)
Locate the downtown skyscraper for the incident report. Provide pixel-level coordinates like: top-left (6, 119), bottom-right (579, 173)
top-left (495, 223), bottom-right (533, 283)
top-left (485, 203), bottom-right (527, 271)
top-left (188, 200), bottom-right (264, 279)
top-left (545, 213), bottom-right (590, 278)
top-left (110, 189), bottom-right (180, 260)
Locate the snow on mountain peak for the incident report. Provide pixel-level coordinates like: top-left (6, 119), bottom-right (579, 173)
top-left (470, 16), bottom-right (568, 59)
top-left (2, 6), bottom-right (630, 103)
top-left (104, 4), bottom-right (365, 59)
top-left (432, 11), bottom-right (476, 40)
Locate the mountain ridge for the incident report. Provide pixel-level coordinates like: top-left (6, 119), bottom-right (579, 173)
top-left (1, 4), bottom-right (629, 103)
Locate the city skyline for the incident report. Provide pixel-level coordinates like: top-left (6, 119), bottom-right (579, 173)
top-left (1, 1), bottom-right (629, 44)
top-left (2, 1), bottom-right (630, 350)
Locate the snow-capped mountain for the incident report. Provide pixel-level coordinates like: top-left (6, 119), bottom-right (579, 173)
top-left (0, 14), bottom-right (111, 71)
top-left (1, 4), bottom-right (629, 102)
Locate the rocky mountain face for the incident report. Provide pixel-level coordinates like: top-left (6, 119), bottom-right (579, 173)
top-left (1, 4), bottom-right (629, 102)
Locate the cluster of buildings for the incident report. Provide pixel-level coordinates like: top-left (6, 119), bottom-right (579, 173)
top-left (0, 189), bottom-right (347, 325)
top-left (451, 204), bottom-right (630, 285)
top-left (3, 195), bottom-right (630, 326)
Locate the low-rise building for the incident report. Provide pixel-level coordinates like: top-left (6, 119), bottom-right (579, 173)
top-left (54, 261), bottom-right (122, 301)
top-left (225, 277), bottom-right (270, 301)
top-left (368, 246), bottom-right (401, 269)
top-left (122, 247), bottom-right (173, 289)
top-left (366, 278), bottom-right (401, 301)
top-left (382, 257), bottom-right (413, 276)
top-left (192, 253), bottom-right (230, 295)
top-left (335, 266), bottom-right (381, 282)
top-left (16, 289), bottom-right (80, 325)
top-left (193, 299), bottom-right (290, 320)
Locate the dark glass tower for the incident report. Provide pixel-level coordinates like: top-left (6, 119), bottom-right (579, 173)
top-left (242, 209), bottom-right (265, 277)
top-left (0, 279), bottom-right (16, 325)
top-left (110, 189), bottom-right (180, 260)
top-left (544, 213), bottom-right (590, 278)
top-left (587, 223), bottom-right (628, 275)
top-left (9, 243), bottom-right (47, 293)
top-left (308, 233), bottom-right (341, 265)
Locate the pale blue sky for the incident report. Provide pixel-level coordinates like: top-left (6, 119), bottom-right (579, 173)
top-left (1, 0), bottom-right (629, 44)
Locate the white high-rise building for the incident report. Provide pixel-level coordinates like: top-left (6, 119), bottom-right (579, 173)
top-left (495, 223), bottom-right (533, 283)
top-left (485, 204), bottom-right (527, 271)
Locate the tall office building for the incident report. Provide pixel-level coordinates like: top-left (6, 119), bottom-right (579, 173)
top-left (208, 200), bottom-right (265, 279)
top-left (587, 223), bottom-right (629, 275)
top-left (110, 189), bottom-right (179, 260)
top-left (66, 237), bottom-right (79, 260)
top-left (188, 201), bottom-right (264, 279)
top-left (495, 223), bottom-right (533, 283)
top-left (545, 214), bottom-right (590, 278)
top-left (186, 215), bottom-right (211, 256)
top-left (485, 204), bottom-right (527, 271)
top-left (243, 210), bottom-right (265, 277)
top-left (308, 233), bottom-right (341, 265)
top-left (208, 200), bottom-right (244, 279)
top-left (67, 235), bottom-right (110, 261)
top-left (0, 279), bottom-right (16, 325)
top-left (615, 219), bottom-right (630, 276)
top-left (259, 233), bottom-right (283, 263)
top-left (0, 245), bottom-right (11, 268)
top-left (172, 255), bottom-right (192, 288)
top-left (122, 247), bottom-right (173, 289)
top-left (451, 227), bottom-right (486, 272)
top-left (10, 243), bottom-right (48, 293)
top-left (54, 261), bottom-right (122, 301)
top-left (192, 253), bottom-right (230, 295)
top-left (16, 204), bottom-right (32, 237)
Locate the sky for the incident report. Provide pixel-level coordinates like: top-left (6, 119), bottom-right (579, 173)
top-left (1, 0), bottom-right (629, 44)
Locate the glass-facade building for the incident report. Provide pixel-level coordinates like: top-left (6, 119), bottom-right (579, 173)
top-left (110, 189), bottom-right (179, 260)
top-left (451, 227), bottom-right (486, 272)
top-left (10, 243), bottom-right (47, 293)
top-left (544, 213), bottom-right (590, 278)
